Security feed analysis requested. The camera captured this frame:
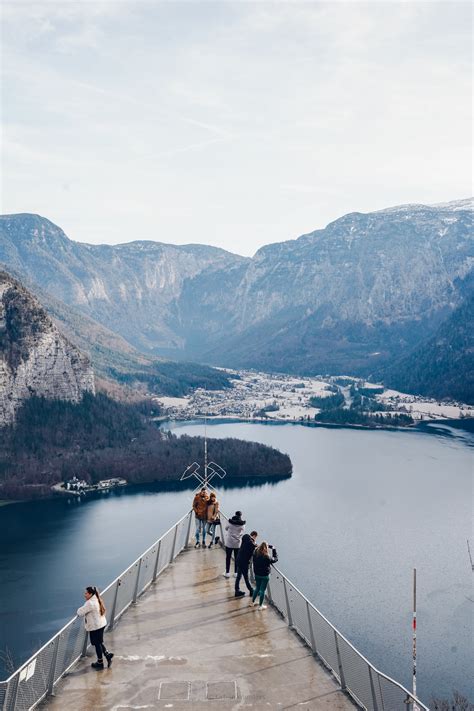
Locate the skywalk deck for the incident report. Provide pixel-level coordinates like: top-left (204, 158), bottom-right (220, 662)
top-left (41, 545), bottom-right (355, 711)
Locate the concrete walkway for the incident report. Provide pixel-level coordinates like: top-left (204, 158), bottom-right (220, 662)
top-left (42, 545), bottom-right (355, 711)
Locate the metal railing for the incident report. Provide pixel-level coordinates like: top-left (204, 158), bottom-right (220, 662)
top-left (0, 510), bottom-right (193, 711)
top-left (1, 509), bottom-right (429, 711)
top-left (220, 512), bottom-right (429, 711)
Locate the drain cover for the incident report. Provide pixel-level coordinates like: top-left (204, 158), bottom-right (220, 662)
top-left (159, 681), bottom-right (190, 700)
top-left (206, 681), bottom-right (237, 700)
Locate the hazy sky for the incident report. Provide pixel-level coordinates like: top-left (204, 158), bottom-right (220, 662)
top-left (1, 1), bottom-right (472, 256)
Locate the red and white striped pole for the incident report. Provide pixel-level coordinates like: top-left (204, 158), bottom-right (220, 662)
top-left (412, 568), bottom-right (418, 708)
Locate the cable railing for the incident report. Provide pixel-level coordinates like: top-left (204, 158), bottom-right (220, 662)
top-left (0, 511), bottom-right (193, 711)
top-left (1, 510), bottom-right (429, 711)
top-left (220, 512), bottom-right (429, 711)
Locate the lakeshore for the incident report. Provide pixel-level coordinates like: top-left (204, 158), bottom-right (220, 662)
top-left (155, 369), bottom-right (474, 427)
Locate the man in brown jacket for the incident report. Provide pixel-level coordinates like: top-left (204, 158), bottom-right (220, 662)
top-left (192, 487), bottom-right (210, 548)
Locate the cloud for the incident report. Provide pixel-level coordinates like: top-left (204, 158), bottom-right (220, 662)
top-left (1, 1), bottom-right (472, 255)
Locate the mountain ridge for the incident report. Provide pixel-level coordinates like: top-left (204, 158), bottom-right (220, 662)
top-left (1, 199), bottom-right (472, 395)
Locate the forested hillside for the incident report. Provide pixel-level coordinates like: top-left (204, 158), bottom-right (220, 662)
top-left (0, 393), bottom-right (292, 500)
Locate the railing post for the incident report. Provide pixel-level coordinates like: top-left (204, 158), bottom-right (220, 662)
top-left (5, 673), bottom-right (19, 711)
top-left (152, 540), bottom-right (162, 582)
top-left (80, 627), bottom-right (89, 658)
top-left (47, 635), bottom-right (61, 697)
top-left (185, 512), bottom-right (193, 548)
top-left (368, 667), bottom-right (379, 711)
top-left (132, 558), bottom-right (142, 604)
top-left (282, 578), bottom-right (294, 627)
top-left (306, 601), bottom-right (317, 654)
top-left (218, 520), bottom-right (224, 547)
top-left (108, 579), bottom-right (120, 631)
top-left (169, 524), bottom-right (178, 563)
top-left (334, 631), bottom-right (347, 690)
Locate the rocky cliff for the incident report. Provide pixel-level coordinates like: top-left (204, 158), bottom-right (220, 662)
top-left (0, 271), bottom-right (95, 426)
top-left (0, 199), bottom-right (472, 376)
top-left (0, 214), bottom-right (248, 354)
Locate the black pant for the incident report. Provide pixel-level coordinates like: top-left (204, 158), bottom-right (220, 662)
top-left (90, 626), bottom-right (108, 661)
top-left (225, 547), bottom-right (238, 573)
top-left (235, 562), bottom-right (253, 593)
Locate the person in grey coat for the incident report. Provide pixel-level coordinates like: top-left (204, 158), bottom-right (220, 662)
top-left (224, 511), bottom-right (245, 577)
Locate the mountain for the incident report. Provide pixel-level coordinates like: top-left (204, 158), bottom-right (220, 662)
top-left (0, 213), bottom-right (248, 355)
top-left (0, 271), bottom-right (94, 425)
top-left (380, 291), bottom-right (474, 404)
top-left (1, 266), bottom-right (232, 397)
top-left (1, 199), bottom-right (472, 381)
top-left (180, 199), bottom-right (473, 373)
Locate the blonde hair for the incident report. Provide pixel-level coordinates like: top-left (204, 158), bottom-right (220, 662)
top-left (255, 542), bottom-right (269, 557)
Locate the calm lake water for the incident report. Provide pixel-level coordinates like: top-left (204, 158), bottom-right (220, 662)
top-left (0, 420), bottom-right (472, 705)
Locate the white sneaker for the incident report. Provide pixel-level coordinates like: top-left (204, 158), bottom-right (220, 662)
top-left (252, 601), bottom-right (259, 606)
top-left (258, 604), bottom-right (267, 610)
top-left (233, 573), bottom-right (238, 578)
top-left (223, 572), bottom-right (231, 578)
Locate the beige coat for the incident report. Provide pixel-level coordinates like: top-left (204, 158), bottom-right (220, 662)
top-left (207, 499), bottom-right (220, 522)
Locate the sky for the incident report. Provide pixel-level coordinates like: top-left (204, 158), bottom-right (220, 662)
top-left (1, 1), bottom-right (472, 256)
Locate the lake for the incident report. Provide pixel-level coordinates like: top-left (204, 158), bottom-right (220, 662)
top-left (0, 420), bottom-right (472, 705)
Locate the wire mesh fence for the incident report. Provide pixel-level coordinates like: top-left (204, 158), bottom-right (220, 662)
top-left (3, 510), bottom-right (429, 711)
top-left (0, 511), bottom-right (193, 711)
top-left (219, 512), bottom-right (428, 711)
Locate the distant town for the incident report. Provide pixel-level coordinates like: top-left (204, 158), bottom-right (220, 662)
top-left (156, 370), bottom-right (474, 425)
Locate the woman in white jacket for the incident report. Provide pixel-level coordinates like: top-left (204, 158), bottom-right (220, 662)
top-left (224, 511), bottom-right (245, 578)
top-left (77, 586), bottom-right (114, 670)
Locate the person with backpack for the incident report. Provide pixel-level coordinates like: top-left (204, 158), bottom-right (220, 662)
top-left (192, 487), bottom-right (209, 547)
top-left (224, 511), bottom-right (245, 577)
top-left (77, 586), bottom-right (114, 670)
top-left (251, 542), bottom-right (278, 610)
top-left (206, 491), bottom-right (220, 548)
top-left (235, 530), bottom-right (257, 597)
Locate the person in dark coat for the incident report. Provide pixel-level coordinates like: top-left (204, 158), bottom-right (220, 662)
top-left (251, 542), bottom-right (278, 610)
top-left (235, 531), bottom-right (258, 597)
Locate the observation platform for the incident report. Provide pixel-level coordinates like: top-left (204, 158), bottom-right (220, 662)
top-left (42, 545), bottom-right (355, 711)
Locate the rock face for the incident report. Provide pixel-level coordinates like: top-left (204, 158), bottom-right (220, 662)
top-left (0, 271), bottom-right (95, 426)
top-left (0, 199), bottom-right (472, 375)
top-left (0, 214), bottom-right (248, 354)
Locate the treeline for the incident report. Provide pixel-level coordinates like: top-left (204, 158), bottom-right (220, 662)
top-left (314, 408), bottom-right (413, 427)
top-left (108, 360), bottom-right (233, 397)
top-left (309, 392), bottom-right (345, 410)
top-left (0, 394), bottom-right (291, 500)
top-left (380, 292), bottom-right (474, 405)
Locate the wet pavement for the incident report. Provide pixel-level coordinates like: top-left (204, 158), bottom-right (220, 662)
top-left (42, 544), bottom-right (355, 710)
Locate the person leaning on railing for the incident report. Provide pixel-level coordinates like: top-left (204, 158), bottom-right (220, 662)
top-left (251, 542), bottom-right (278, 610)
top-left (192, 487), bottom-right (209, 548)
top-left (77, 586), bottom-right (114, 670)
top-left (206, 491), bottom-right (220, 548)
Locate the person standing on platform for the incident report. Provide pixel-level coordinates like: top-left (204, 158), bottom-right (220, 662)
top-left (224, 511), bottom-right (245, 578)
top-left (77, 586), bottom-right (114, 670)
top-left (235, 530), bottom-right (258, 597)
top-left (206, 491), bottom-right (220, 548)
top-left (251, 542), bottom-right (278, 610)
top-left (192, 487), bottom-right (210, 548)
